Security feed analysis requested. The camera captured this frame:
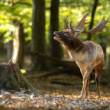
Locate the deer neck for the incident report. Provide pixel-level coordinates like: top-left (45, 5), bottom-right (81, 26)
top-left (64, 38), bottom-right (86, 61)
top-left (64, 38), bottom-right (85, 52)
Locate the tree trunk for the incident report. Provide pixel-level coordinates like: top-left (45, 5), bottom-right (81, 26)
top-left (49, 0), bottom-right (63, 60)
top-left (31, 0), bottom-right (46, 70)
top-left (0, 61), bottom-right (35, 91)
top-left (12, 21), bottom-right (25, 68)
top-left (87, 0), bottom-right (99, 40)
top-left (6, 41), bottom-right (13, 61)
top-left (18, 23), bottom-right (25, 68)
top-left (0, 33), bottom-right (4, 51)
top-left (106, 46), bottom-right (110, 70)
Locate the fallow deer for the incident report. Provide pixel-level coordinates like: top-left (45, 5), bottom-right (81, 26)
top-left (54, 12), bottom-right (110, 99)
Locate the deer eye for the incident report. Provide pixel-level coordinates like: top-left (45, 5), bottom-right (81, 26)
top-left (64, 32), bottom-right (69, 36)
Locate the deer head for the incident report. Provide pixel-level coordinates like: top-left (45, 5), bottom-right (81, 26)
top-left (54, 12), bottom-right (110, 46)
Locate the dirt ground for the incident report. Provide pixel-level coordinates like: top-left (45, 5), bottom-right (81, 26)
top-left (0, 71), bottom-right (110, 110)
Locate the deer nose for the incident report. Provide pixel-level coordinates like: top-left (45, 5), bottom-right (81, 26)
top-left (53, 31), bottom-right (59, 35)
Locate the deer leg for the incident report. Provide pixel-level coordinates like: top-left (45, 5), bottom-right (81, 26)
top-left (80, 73), bottom-right (89, 98)
top-left (95, 76), bottom-right (100, 98)
top-left (80, 68), bottom-right (92, 99)
top-left (85, 75), bottom-right (90, 98)
top-left (95, 64), bottom-right (103, 98)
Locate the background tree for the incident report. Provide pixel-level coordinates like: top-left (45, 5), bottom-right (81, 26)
top-left (87, 0), bottom-right (99, 40)
top-left (31, 0), bottom-right (46, 70)
top-left (49, 0), bottom-right (63, 60)
top-left (0, 1), bottom-right (36, 91)
top-left (12, 21), bottom-right (25, 68)
top-left (0, 0), bottom-right (32, 66)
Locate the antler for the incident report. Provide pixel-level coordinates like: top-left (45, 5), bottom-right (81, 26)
top-left (84, 15), bottom-right (110, 33)
top-left (72, 12), bottom-right (90, 37)
top-left (66, 20), bottom-right (74, 29)
top-left (74, 15), bottom-right (110, 34)
top-left (67, 13), bottom-right (110, 36)
top-left (74, 12), bottom-right (90, 30)
top-left (67, 12), bottom-right (90, 35)
top-left (69, 21), bottom-right (73, 29)
top-left (68, 21), bottom-right (75, 34)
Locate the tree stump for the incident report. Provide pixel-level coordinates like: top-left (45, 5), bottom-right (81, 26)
top-left (0, 61), bottom-right (36, 91)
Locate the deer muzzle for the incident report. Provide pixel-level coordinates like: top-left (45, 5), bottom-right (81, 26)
top-left (53, 31), bottom-right (62, 40)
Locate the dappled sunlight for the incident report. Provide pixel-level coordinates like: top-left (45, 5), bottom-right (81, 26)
top-left (20, 69), bottom-right (26, 74)
top-left (12, 26), bottom-right (19, 64)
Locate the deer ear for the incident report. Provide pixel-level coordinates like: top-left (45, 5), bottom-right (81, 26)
top-left (74, 32), bottom-right (81, 37)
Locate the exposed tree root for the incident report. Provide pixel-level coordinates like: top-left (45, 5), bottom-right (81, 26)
top-left (0, 61), bottom-right (36, 91)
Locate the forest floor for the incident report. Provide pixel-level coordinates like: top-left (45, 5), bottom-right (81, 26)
top-left (0, 71), bottom-right (110, 110)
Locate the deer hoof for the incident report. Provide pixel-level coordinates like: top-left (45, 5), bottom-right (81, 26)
top-left (77, 95), bottom-right (88, 100)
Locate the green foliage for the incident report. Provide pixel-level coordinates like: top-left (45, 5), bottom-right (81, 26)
top-left (0, 0), bottom-right (110, 44)
top-left (0, 0), bottom-right (32, 43)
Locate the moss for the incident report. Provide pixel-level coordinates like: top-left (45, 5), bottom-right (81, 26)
top-left (0, 63), bottom-right (36, 91)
